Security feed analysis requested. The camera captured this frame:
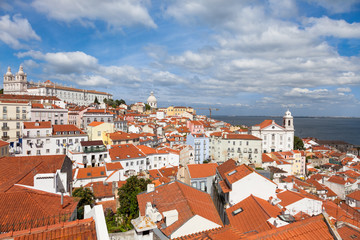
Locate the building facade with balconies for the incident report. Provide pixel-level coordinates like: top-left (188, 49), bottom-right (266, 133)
top-left (0, 100), bottom-right (31, 143)
top-left (68, 140), bottom-right (109, 168)
top-left (20, 122), bottom-right (88, 156)
top-left (30, 103), bottom-right (68, 125)
top-left (209, 132), bottom-right (262, 167)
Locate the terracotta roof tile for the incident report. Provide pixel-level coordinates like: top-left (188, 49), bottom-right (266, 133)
top-left (137, 181), bottom-right (223, 237)
top-left (327, 175), bottom-right (346, 185)
top-left (223, 134), bottom-right (261, 140)
top-left (23, 121), bottom-right (52, 129)
top-left (246, 215), bottom-right (334, 240)
top-left (0, 217), bottom-right (97, 240)
top-left (217, 159), bottom-right (237, 180)
top-left (0, 187), bottom-right (78, 233)
top-left (107, 131), bottom-right (140, 141)
top-left (76, 166), bottom-right (107, 179)
top-left (224, 164), bottom-right (253, 184)
top-left (0, 155), bottom-right (67, 192)
top-left (0, 140), bottom-right (9, 147)
top-left (53, 124), bottom-right (85, 135)
top-left (188, 163), bottom-right (218, 179)
top-left (337, 224), bottom-right (360, 240)
top-left (84, 181), bottom-right (114, 199)
top-left (226, 195), bottom-right (281, 235)
top-left (105, 162), bottom-right (124, 171)
top-left (88, 121), bottom-right (104, 127)
top-left (109, 144), bottom-right (145, 160)
top-left (347, 190), bottom-right (360, 201)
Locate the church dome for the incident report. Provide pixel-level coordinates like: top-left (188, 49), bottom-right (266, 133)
top-left (5, 67), bottom-right (13, 76)
top-left (147, 91), bottom-right (157, 103)
top-left (17, 65), bottom-right (24, 75)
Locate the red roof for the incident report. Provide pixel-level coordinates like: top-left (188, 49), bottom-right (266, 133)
top-left (0, 187), bottom-right (78, 232)
top-left (347, 190), bottom-right (360, 201)
top-left (23, 121), bottom-right (52, 129)
top-left (226, 195), bottom-right (281, 235)
top-left (187, 163), bottom-right (218, 178)
top-left (108, 131), bottom-right (140, 141)
top-left (88, 121), bottom-right (104, 127)
top-left (84, 181), bottom-right (114, 199)
top-left (53, 124), bottom-right (85, 135)
top-left (217, 159), bottom-right (237, 180)
top-left (137, 181), bottom-right (223, 237)
top-left (262, 153), bottom-right (274, 163)
top-left (76, 166), bottom-right (107, 179)
top-left (327, 175), bottom-right (346, 185)
top-left (255, 119), bottom-right (283, 130)
top-left (0, 155), bottom-right (67, 192)
top-left (136, 145), bottom-right (167, 155)
top-left (0, 140), bottom-right (9, 147)
top-left (223, 134), bottom-right (261, 140)
top-left (0, 217), bottom-right (97, 239)
top-left (224, 164), bottom-right (253, 184)
top-left (109, 144), bottom-right (145, 160)
top-left (246, 215), bottom-right (334, 240)
top-left (105, 162), bottom-right (124, 171)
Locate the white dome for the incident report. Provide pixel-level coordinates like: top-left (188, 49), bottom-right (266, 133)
top-left (18, 65), bottom-right (24, 74)
top-left (5, 67), bottom-right (13, 76)
top-left (147, 91), bottom-right (157, 103)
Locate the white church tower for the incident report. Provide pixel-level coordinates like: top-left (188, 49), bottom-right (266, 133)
top-left (283, 109), bottom-right (294, 151)
top-left (3, 65), bottom-right (28, 94)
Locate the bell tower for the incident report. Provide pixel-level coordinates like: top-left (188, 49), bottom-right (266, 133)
top-left (3, 67), bottom-right (15, 94)
top-left (283, 109), bottom-right (294, 130)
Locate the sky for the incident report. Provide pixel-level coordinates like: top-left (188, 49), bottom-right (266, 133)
top-left (1, 0), bottom-right (360, 117)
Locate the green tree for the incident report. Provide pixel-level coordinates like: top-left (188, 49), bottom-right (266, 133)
top-left (94, 97), bottom-right (100, 104)
top-left (0, 89), bottom-right (3, 94)
top-left (103, 98), bottom-right (108, 104)
top-left (72, 187), bottom-right (95, 219)
top-left (145, 103), bottom-right (151, 111)
top-left (294, 136), bottom-right (305, 150)
top-left (117, 176), bottom-right (151, 230)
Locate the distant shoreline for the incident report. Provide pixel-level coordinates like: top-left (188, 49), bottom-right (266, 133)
top-left (211, 115), bottom-right (360, 119)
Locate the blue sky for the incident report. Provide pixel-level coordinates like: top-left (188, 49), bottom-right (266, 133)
top-left (1, 0), bottom-right (360, 117)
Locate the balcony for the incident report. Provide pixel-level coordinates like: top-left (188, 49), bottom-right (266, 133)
top-left (1, 136), bottom-right (9, 141)
top-left (1, 126), bottom-right (9, 130)
top-left (35, 141), bottom-right (44, 148)
top-left (83, 147), bottom-right (107, 153)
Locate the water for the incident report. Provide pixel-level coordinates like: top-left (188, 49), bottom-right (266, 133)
top-left (212, 116), bottom-right (360, 146)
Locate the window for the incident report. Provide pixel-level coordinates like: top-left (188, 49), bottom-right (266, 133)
top-left (16, 131), bottom-right (20, 138)
top-left (36, 150), bottom-right (41, 155)
top-left (97, 131), bottom-right (101, 136)
top-left (3, 107), bottom-right (7, 113)
top-left (46, 149), bottom-right (50, 153)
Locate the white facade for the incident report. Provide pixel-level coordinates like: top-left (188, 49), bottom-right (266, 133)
top-left (250, 110), bottom-right (294, 153)
top-left (228, 172), bottom-right (277, 205)
top-left (3, 66), bottom-right (112, 105)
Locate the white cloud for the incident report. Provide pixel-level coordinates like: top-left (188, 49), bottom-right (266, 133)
top-left (32, 0), bottom-right (156, 29)
top-left (0, 15), bottom-right (40, 49)
top-left (17, 50), bottom-right (98, 74)
top-left (337, 87), bottom-right (351, 93)
top-left (305, 17), bottom-right (360, 38)
top-left (77, 75), bottom-right (113, 86)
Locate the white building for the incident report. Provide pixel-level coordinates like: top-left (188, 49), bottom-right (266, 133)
top-left (209, 132), bottom-right (262, 166)
top-left (250, 110), bottom-right (294, 153)
top-left (21, 122), bottom-right (88, 156)
top-left (4, 66), bottom-right (112, 105)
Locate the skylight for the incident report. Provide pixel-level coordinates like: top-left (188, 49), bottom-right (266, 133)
top-left (232, 207), bottom-right (243, 216)
top-left (127, 155), bottom-right (130, 158)
top-left (228, 170), bottom-right (237, 176)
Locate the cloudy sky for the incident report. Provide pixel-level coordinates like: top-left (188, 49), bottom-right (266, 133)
top-left (1, 0), bottom-right (360, 117)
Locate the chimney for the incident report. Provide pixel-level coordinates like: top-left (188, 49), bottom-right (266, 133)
top-left (61, 192), bottom-right (64, 208)
top-left (147, 184), bottom-right (155, 193)
top-left (163, 210), bottom-right (178, 227)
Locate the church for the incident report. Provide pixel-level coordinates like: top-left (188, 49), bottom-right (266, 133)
top-left (3, 65), bottom-right (112, 106)
top-left (250, 110), bottom-right (294, 153)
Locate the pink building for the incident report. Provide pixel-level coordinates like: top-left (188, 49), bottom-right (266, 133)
top-left (186, 120), bottom-right (204, 134)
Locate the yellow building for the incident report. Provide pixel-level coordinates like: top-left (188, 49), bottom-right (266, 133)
top-left (103, 131), bottom-right (140, 146)
top-left (87, 121), bottom-right (114, 141)
top-left (166, 106), bottom-right (196, 116)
